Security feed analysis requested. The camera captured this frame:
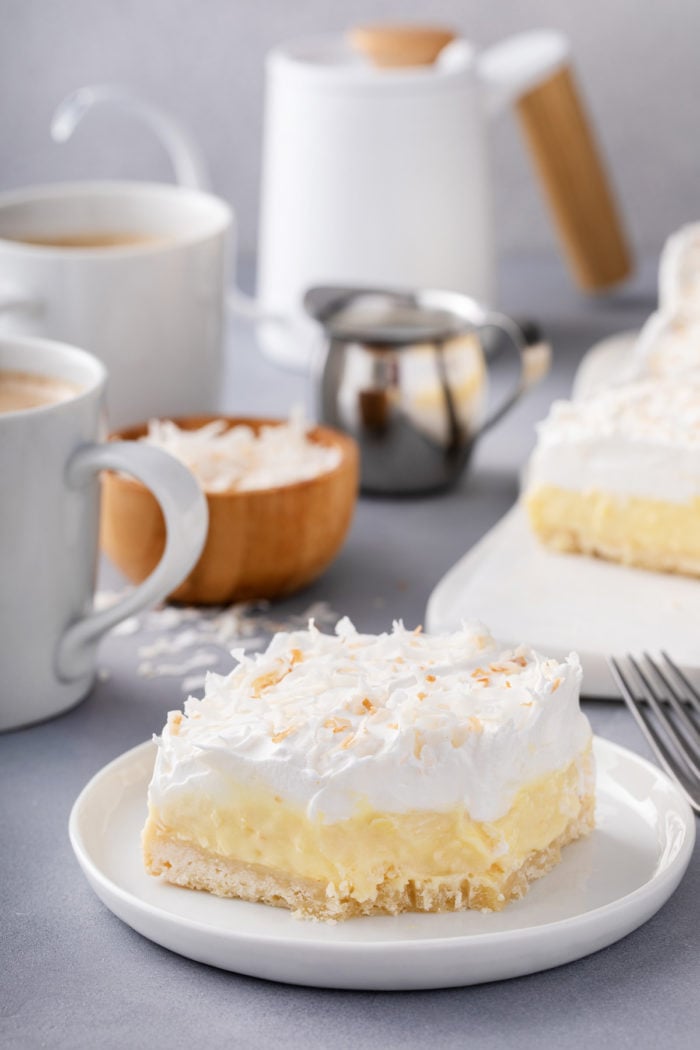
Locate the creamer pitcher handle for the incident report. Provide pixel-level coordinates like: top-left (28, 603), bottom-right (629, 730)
top-left (51, 84), bottom-right (211, 191)
top-left (474, 315), bottom-right (551, 437)
top-left (478, 31), bottom-right (632, 291)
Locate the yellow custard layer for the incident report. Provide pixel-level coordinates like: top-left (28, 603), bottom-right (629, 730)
top-left (143, 749), bottom-right (591, 905)
top-left (527, 486), bottom-right (700, 576)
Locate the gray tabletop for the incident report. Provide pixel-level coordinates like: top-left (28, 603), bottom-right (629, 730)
top-left (1, 256), bottom-right (697, 1050)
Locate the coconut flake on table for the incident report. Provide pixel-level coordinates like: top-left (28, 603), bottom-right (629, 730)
top-left (96, 592), bottom-right (340, 692)
top-left (140, 409), bottom-right (341, 493)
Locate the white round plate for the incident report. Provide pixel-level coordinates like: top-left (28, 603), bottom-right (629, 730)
top-left (69, 737), bottom-right (695, 990)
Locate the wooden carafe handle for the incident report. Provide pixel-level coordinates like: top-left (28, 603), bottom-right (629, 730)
top-left (515, 65), bottom-right (631, 291)
top-left (350, 24), bottom-right (632, 292)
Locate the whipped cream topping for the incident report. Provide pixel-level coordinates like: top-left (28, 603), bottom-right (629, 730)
top-left (629, 224), bottom-right (700, 383)
top-left (632, 311), bottom-right (700, 380)
top-left (527, 379), bottom-right (700, 503)
top-left (141, 412), bottom-right (341, 493)
top-left (149, 619), bottom-right (590, 824)
top-left (659, 223), bottom-right (700, 319)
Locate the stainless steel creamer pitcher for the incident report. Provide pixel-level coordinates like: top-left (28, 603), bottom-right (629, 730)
top-left (308, 286), bottom-right (549, 495)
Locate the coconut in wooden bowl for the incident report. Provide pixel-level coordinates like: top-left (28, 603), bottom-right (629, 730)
top-left (100, 415), bottom-right (359, 605)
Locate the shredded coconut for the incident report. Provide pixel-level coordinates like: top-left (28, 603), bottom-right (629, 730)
top-left (96, 591), bottom-right (340, 693)
top-left (140, 409), bottom-right (342, 493)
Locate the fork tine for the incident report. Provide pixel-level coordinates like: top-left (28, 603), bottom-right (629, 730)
top-left (660, 651), bottom-right (700, 716)
top-left (643, 653), bottom-right (700, 757)
top-left (609, 657), bottom-right (700, 813)
top-left (629, 656), bottom-right (700, 780)
top-left (610, 658), bottom-right (686, 778)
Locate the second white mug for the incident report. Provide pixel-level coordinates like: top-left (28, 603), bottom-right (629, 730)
top-left (0, 334), bottom-right (209, 731)
top-left (0, 180), bottom-right (232, 428)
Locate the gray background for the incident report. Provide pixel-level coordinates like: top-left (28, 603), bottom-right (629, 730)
top-left (1, 0), bottom-right (700, 267)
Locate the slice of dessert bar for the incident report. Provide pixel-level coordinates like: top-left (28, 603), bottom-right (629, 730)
top-left (526, 378), bottom-right (700, 575)
top-left (143, 619), bottom-right (594, 920)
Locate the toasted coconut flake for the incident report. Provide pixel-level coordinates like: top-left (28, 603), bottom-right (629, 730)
top-left (451, 725), bottom-right (468, 748)
top-left (271, 725), bottom-right (298, 743)
top-left (252, 665), bottom-right (289, 696)
top-left (324, 717), bottom-right (352, 733)
top-left (167, 711), bottom-right (183, 735)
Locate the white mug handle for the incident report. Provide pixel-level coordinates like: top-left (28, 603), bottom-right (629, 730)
top-left (51, 84), bottom-right (211, 191)
top-left (51, 84), bottom-right (287, 331)
top-left (55, 441), bottom-right (208, 682)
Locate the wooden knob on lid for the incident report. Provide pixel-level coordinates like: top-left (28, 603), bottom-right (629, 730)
top-left (348, 24), bottom-right (456, 67)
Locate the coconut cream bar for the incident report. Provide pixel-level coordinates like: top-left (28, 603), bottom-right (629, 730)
top-left (143, 620), bottom-right (594, 920)
top-left (526, 379), bottom-right (700, 575)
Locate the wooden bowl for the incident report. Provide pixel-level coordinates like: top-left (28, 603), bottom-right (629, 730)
top-left (100, 416), bottom-right (359, 605)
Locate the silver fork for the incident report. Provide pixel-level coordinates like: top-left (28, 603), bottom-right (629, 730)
top-left (608, 652), bottom-right (700, 814)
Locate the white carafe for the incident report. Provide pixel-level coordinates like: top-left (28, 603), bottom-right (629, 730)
top-left (255, 26), bottom-right (631, 368)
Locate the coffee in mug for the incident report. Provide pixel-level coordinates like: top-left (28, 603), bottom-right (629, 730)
top-left (0, 368), bottom-right (80, 413)
top-left (4, 232), bottom-right (162, 249)
top-left (0, 182), bottom-right (232, 427)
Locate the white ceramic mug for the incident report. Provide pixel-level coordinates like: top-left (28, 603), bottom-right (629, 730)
top-left (0, 335), bottom-right (208, 731)
top-left (0, 180), bottom-right (231, 428)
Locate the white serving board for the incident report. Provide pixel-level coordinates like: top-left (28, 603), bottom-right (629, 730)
top-left (426, 504), bottom-right (700, 697)
top-left (428, 328), bottom-right (700, 697)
